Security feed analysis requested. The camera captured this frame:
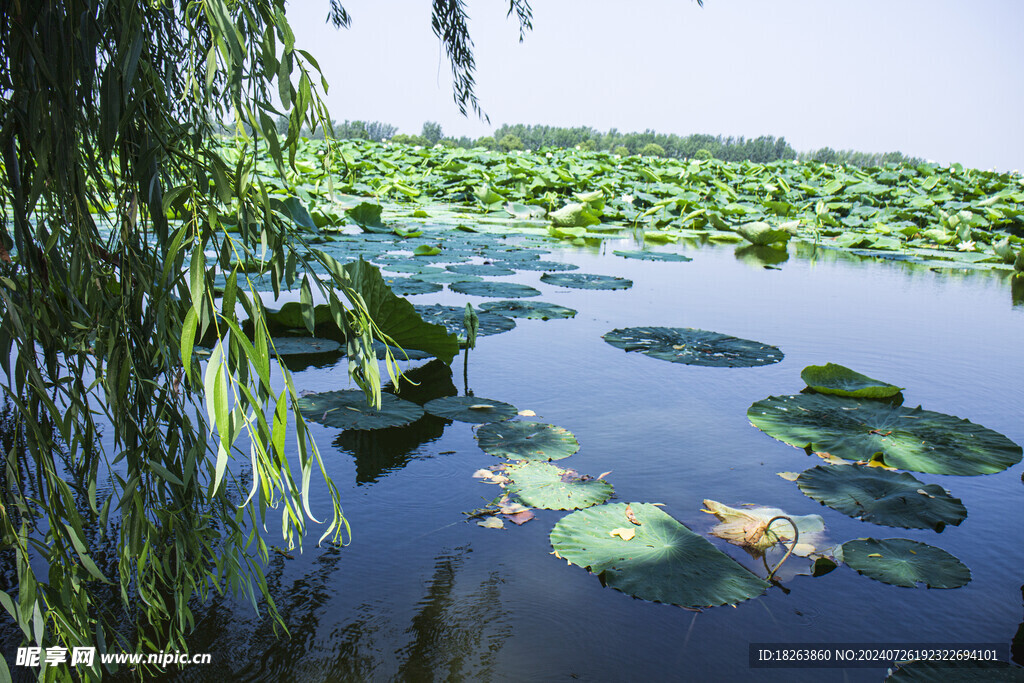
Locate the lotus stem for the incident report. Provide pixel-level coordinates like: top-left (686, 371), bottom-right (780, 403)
top-left (764, 515), bottom-right (799, 582)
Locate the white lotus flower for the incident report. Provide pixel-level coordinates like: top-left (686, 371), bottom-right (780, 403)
top-left (621, 194), bottom-right (634, 204)
top-left (957, 240), bottom-right (976, 252)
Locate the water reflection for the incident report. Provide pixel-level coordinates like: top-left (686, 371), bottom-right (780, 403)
top-left (734, 244), bottom-right (790, 267)
top-left (334, 360), bottom-right (458, 485)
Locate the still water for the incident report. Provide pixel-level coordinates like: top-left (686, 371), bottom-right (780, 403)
top-left (178, 235), bottom-right (1024, 682)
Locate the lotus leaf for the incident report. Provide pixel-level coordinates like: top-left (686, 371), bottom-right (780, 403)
top-left (266, 302), bottom-right (332, 329)
top-left (613, 250), bottom-right (693, 262)
top-left (747, 394), bottom-right (1022, 476)
top-left (317, 258), bottom-right (459, 363)
top-left (270, 337), bottom-right (342, 356)
top-left (498, 259), bottom-right (579, 272)
top-left (410, 272), bottom-right (484, 284)
top-left (381, 263), bottom-right (445, 275)
top-left (422, 396), bottom-right (517, 423)
top-left (540, 273), bottom-right (633, 290)
top-left (796, 465), bottom-right (966, 531)
top-left (449, 281), bottom-right (542, 298)
top-left (550, 202), bottom-right (600, 228)
top-left (298, 390), bottom-right (424, 430)
top-left (603, 327), bottom-right (784, 367)
top-left (479, 300), bottom-right (577, 320)
top-left (801, 363), bottom-right (903, 398)
top-left (476, 421), bottom-right (579, 461)
top-left (445, 263), bottom-right (517, 277)
top-left (550, 503), bottom-right (770, 607)
top-left (414, 304), bottom-right (516, 340)
top-left (702, 500), bottom-right (825, 557)
top-left (840, 538), bottom-right (971, 589)
top-left (504, 461), bottom-right (612, 509)
top-left (347, 202), bottom-right (386, 231)
top-left (382, 276), bottom-right (443, 296)
top-left (736, 221), bottom-right (794, 246)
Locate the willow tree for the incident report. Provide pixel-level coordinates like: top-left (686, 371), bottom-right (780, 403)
top-left (0, 0), bottom-right (531, 678)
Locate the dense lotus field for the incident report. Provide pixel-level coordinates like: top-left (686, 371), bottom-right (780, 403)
top-left (203, 138), bottom-right (1024, 277)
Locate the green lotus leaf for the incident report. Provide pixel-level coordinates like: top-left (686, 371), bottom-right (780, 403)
top-left (346, 202), bottom-right (386, 231)
top-left (410, 272), bottom-right (484, 284)
top-left (801, 363), bottom-right (904, 398)
top-left (613, 250), bottom-right (693, 262)
top-left (540, 273), bottom-right (633, 290)
top-left (496, 259), bottom-right (579, 272)
top-left (796, 465), bottom-right (966, 531)
top-left (476, 421), bottom-right (579, 461)
top-left (298, 390), bottom-right (424, 430)
top-left (265, 302), bottom-right (332, 329)
top-left (747, 394), bottom-right (1022, 476)
top-left (736, 221), bottom-right (794, 246)
top-left (504, 461), bottom-right (612, 510)
top-left (448, 281), bottom-right (542, 298)
top-left (603, 327), bottom-right (784, 368)
top-left (839, 538), bottom-right (971, 589)
top-left (320, 258), bottom-right (459, 364)
top-left (414, 304), bottom-right (516, 341)
top-left (380, 263), bottom-right (445, 275)
top-left (478, 300), bottom-right (577, 320)
top-left (550, 202), bottom-right (601, 228)
top-left (382, 276), bottom-right (443, 296)
top-left (422, 396), bottom-right (517, 423)
top-left (412, 244), bottom-right (441, 256)
top-left (550, 503), bottom-right (770, 608)
top-left (445, 263), bottom-right (517, 277)
top-left (270, 337), bottom-right (342, 356)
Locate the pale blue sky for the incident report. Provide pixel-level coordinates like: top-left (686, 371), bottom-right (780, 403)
top-left (287, 1), bottom-right (1023, 171)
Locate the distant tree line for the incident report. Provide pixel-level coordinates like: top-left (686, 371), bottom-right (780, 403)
top-left (266, 117), bottom-right (922, 167)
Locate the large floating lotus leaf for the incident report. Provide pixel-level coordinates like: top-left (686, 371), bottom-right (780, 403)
top-left (797, 465), bottom-right (966, 531)
top-left (448, 281), bottom-right (542, 298)
top-left (298, 390), bottom-right (424, 430)
top-left (801, 363), bottom-right (904, 398)
top-left (318, 258), bottom-right (458, 363)
top-left (410, 272), bottom-right (484, 284)
top-left (747, 394), bottom-right (1022, 476)
top-left (422, 396), bottom-right (517, 423)
top-left (479, 300), bottom-right (577, 320)
top-left (382, 276), bottom-right (443, 296)
top-left (414, 304), bottom-right (516, 341)
top-left (445, 263), bottom-right (516, 277)
top-left (540, 273), bottom-right (633, 290)
top-left (736, 221), bottom-right (794, 246)
top-left (603, 327), bottom-right (784, 368)
top-left (265, 302), bottom-right (333, 329)
top-left (840, 538), bottom-right (971, 589)
top-left (476, 421), bottom-right (580, 461)
top-left (504, 461), bottom-right (612, 510)
top-left (613, 250), bottom-right (693, 262)
top-left (550, 503), bottom-right (770, 608)
top-left (499, 260), bottom-right (579, 272)
top-left (271, 337), bottom-right (342, 356)
top-left (702, 500), bottom-right (826, 557)
top-left (380, 263), bottom-right (445, 275)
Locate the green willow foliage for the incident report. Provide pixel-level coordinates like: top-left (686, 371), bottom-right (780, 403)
top-left (0, 0), bottom-right (528, 679)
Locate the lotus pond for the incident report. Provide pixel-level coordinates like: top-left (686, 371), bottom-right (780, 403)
top-left (175, 198), bottom-right (1024, 681)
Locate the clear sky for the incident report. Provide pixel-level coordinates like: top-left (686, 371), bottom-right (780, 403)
top-left (286, 1), bottom-right (1024, 171)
